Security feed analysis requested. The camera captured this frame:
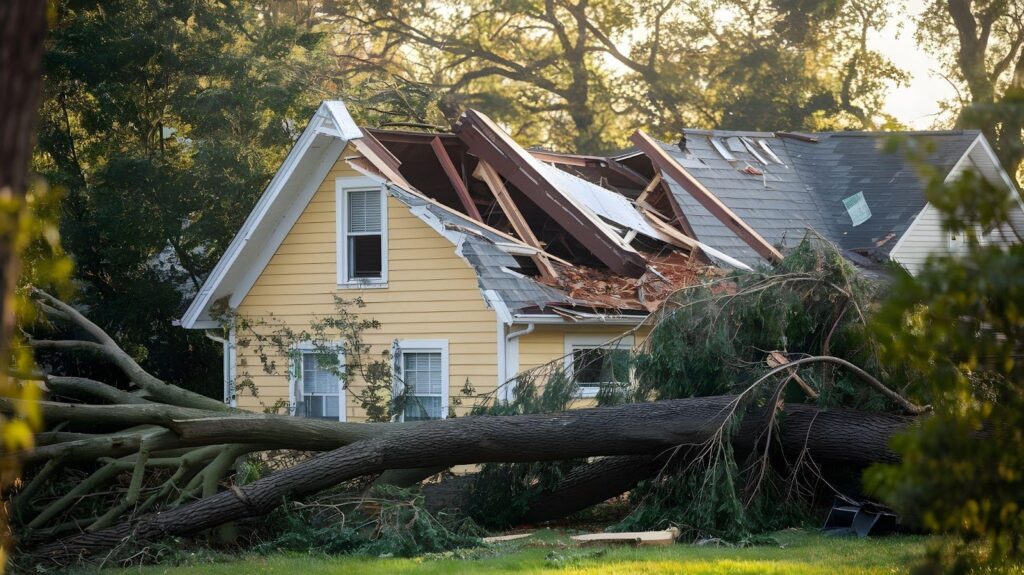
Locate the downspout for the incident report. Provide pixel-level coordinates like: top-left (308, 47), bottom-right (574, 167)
top-left (205, 330), bottom-right (238, 408)
top-left (502, 323), bottom-right (535, 402)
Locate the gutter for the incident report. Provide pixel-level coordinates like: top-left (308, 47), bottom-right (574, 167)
top-left (500, 322), bottom-right (535, 402)
top-left (512, 313), bottom-right (648, 326)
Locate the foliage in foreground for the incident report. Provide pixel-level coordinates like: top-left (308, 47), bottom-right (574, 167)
top-left (250, 484), bottom-right (483, 559)
top-left (865, 160), bottom-right (1024, 572)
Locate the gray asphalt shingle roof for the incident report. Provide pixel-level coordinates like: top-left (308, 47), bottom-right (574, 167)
top-left (656, 129), bottom-right (980, 267)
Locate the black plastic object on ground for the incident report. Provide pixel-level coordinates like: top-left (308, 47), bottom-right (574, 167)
top-left (822, 494), bottom-right (898, 537)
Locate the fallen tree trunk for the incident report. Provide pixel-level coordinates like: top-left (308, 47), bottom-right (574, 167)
top-left (40, 398), bottom-right (916, 558)
top-left (522, 404), bottom-right (914, 523)
top-left (42, 394), bottom-right (744, 556)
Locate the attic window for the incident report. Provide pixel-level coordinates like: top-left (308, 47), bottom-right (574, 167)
top-left (337, 177), bottom-right (388, 286)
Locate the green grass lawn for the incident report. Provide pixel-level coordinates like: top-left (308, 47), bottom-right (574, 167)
top-left (116, 529), bottom-right (937, 574)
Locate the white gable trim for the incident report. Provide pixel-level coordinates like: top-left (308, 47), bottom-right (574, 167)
top-left (889, 134), bottom-right (982, 263)
top-left (180, 101), bottom-right (362, 329)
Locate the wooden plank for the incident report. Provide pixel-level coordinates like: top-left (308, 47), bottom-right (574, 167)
top-left (473, 161), bottom-right (559, 281)
top-left (482, 533), bottom-right (534, 544)
top-left (640, 210), bottom-right (697, 251)
top-left (455, 109), bottom-right (647, 277)
top-left (635, 172), bottom-right (662, 206)
top-left (571, 528), bottom-right (678, 547)
top-left (630, 130), bottom-right (783, 263)
top-left (430, 136), bottom-right (483, 221)
top-left (767, 351), bottom-right (819, 399)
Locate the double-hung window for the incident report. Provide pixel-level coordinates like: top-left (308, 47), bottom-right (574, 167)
top-left (293, 347), bottom-right (345, 421)
top-left (564, 335), bottom-right (633, 398)
top-left (396, 340), bottom-right (449, 421)
top-left (337, 177), bottom-right (387, 286)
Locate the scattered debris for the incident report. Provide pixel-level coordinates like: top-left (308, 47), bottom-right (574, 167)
top-left (571, 527), bottom-right (680, 547)
top-left (482, 533), bottom-right (534, 544)
top-left (822, 495), bottom-right (899, 537)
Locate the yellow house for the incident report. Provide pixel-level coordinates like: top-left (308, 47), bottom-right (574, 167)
top-left (180, 101), bottom-right (707, 422)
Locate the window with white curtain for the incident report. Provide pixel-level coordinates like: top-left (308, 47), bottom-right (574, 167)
top-left (397, 340), bottom-right (449, 421)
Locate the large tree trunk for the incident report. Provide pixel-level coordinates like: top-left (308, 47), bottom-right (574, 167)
top-left (0, 1), bottom-right (46, 356)
top-left (39, 398), bottom-right (914, 558)
top-left (522, 404), bottom-right (913, 523)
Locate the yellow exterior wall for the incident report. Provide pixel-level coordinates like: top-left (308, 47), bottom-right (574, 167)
top-left (233, 147), bottom-right (499, 421)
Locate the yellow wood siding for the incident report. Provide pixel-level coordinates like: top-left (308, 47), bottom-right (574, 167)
top-left (233, 149), bottom-right (499, 421)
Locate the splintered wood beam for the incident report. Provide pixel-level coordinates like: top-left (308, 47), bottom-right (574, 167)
top-left (430, 136), bottom-right (483, 221)
top-left (455, 109), bottom-right (647, 277)
top-left (639, 210), bottom-right (697, 251)
top-left (635, 173), bottom-right (662, 205)
top-left (473, 160), bottom-right (559, 281)
top-left (350, 138), bottom-right (414, 190)
top-left (630, 130), bottom-right (784, 263)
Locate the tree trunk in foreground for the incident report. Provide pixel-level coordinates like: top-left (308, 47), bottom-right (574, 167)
top-left (40, 397), bottom-right (914, 558)
top-left (523, 404), bottom-right (913, 523)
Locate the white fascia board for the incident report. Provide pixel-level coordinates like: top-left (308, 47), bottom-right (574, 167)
top-left (891, 134), bottom-right (983, 263)
top-left (324, 101), bottom-right (363, 140)
top-left (974, 134), bottom-right (1022, 199)
top-left (228, 136), bottom-right (346, 308)
top-left (180, 102), bottom-right (347, 328)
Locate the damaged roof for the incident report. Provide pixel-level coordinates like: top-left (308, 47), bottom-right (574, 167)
top-left (623, 129), bottom-right (984, 267)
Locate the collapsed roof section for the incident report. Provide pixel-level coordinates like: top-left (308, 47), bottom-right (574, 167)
top-left (362, 110), bottom-right (722, 317)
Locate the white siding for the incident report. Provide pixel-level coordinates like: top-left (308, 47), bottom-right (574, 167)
top-left (892, 144), bottom-right (1022, 274)
top-left (890, 204), bottom-right (960, 275)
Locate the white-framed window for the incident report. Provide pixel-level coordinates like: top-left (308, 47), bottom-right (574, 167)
top-left (395, 339), bottom-right (449, 421)
top-left (290, 344), bottom-right (345, 421)
top-left (337, 176), bottom-right (388, 287)
top-left (564, 334), bottom-right (634, 398)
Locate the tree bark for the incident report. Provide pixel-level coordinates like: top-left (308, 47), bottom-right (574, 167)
top-left (39, 398), bottom-right (918, 558)
top-left (41, 395), bottom-right (742, 556)
top-left (522, 404), bottom-right (914, 523)
top-left (0, 0), bottom-right (46, 365)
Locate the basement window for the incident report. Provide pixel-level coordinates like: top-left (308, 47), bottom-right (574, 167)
top-left (293, 347), bottom-right (345, 421)
top-left (337, 177), bottom-right (388, 286)
top-left (397, 340), bottom-right (449, 421)
top-left (564, 335), bottom-right (634, 398)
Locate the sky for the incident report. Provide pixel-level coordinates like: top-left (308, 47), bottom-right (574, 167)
top-left (875, 0), bottom-right (958, 129)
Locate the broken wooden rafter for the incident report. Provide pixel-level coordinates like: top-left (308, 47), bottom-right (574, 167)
top-left (351, 135), bottom-right (414, 190)
top-left (635, 172), bottom-right (662, 206)
top-left (630, 130), bottom-right (784, 264)
top-left (473, 160), bottom-right (559, 282)
top-left (767, 351), bottom-right (819, 399)
top-left (430, 136), bottom-right (483, 222)
top-left (455, 109), bottom-right (647, 277)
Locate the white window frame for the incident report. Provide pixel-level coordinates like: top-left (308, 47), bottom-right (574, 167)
top-left (336, 176), bottom-right (388, 288)
top-left (289, 342), bottom-right (346, 422)
top-left (396, 339), bottom-right (450, 422)
top-left (564, 334), bottom-right (635, 398)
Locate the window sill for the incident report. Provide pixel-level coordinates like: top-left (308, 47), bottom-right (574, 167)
top-left (337, 281), bottom-right (389, 290)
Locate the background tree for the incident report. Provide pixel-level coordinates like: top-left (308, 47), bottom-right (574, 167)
top-left (917, 0), bottom-right (1024, 182)
top-left (343, 0), bottom-right (906, 152)
top-left (865, 146), bottom-right (1024, 572)
top-left (35, 0), bottom-right (331, 396)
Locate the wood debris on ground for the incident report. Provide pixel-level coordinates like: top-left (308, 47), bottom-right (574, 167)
top-left (571, 527), bottom-right (680, 547)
